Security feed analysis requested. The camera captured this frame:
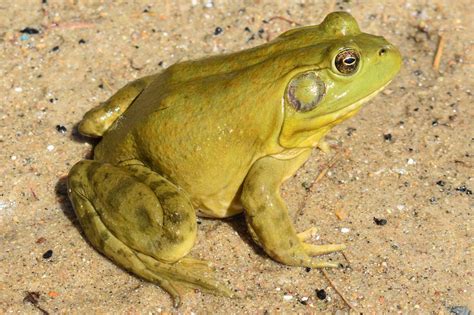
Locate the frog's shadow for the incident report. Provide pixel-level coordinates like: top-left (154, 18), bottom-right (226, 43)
top-left (55, 123), bottom-right (97, 235)
top-left (210, 214), bottom-right (266, 256)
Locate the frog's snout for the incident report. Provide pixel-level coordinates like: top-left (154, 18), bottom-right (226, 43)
top-left (377, 42), bottom-right (402, 73)
top-left (378, 43), bottom-right (398, 57)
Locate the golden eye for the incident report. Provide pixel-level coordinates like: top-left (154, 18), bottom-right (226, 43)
top-left (286, 71), bottom-right (326, 112)
top-left (334, 49), bottom-right (360, 75)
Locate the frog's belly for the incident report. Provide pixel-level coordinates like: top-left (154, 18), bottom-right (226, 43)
top-left (193, 190), bottom-right (244, 218)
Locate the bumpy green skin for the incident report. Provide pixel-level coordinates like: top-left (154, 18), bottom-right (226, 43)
top-left (68, 12), bottom-right (401, 305)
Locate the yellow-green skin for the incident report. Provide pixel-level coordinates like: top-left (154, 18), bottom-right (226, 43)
top-left (68, 12), bottom-right (401, 306)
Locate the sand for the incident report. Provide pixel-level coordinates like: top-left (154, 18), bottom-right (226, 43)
top-left (1, 0), bottom-right (472, 313)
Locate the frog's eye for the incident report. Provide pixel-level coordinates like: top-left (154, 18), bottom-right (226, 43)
top-left (334, 49), bottom-right (360, 75)
top-left (286, 71), bottom-right (326, 112)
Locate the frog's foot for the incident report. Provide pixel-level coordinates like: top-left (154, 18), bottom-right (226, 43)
top-left (68, 160), bottom-right (233, 306)
top-left (135, 254), bottom-right (234, 307)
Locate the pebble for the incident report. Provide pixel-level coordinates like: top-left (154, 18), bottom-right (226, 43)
top-left (283, 294), bottom-right (293, 301)
top-left (47, 145), bottom-right (55, 151)
top-left (214, 27), bottom-right (223, 35)
top-left (374, 217), bottom-right (388, 226)
top-left (14, 87), bottom-right (23, 92)
top-left (341, 227), bottom-right (350, 233)
top-left (315, 289), bottom-right (327, 300)
top-left (42, 249), bottom-right (53, 259)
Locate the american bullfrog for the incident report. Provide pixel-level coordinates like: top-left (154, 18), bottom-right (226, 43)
top-left (68, 12), bottom-right (401, 306)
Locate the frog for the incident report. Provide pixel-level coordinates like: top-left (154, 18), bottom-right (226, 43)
top-left (67, 11), bottom-right (401, 306)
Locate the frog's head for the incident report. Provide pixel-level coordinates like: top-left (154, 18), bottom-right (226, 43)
top-left (278, 11), bottom-right (402, 148)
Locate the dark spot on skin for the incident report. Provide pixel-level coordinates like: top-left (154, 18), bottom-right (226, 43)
top-left (135, 206), bottom-right (152, 230)
top-left (100, 231), bottom-right (110, 241)
top-left (117, 249), bottom-right (128, 258)
top-left (158, 190), bottom-right (181, 203)
top-left (148, 179), bottom-right (167, 190)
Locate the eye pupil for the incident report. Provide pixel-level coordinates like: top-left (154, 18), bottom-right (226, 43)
top-left (344, 57), bottom-right (356, 65)
top-left (334, 49), bottom-right (360, 75)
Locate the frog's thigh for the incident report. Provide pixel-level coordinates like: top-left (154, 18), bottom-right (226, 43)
top-left (68, 160), bottom-right (233, 305)
top-left (68, 160), bottom-right (196, 262)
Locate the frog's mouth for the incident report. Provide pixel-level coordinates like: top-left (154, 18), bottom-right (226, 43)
top-left (321, 80), bottom-right (392, 125)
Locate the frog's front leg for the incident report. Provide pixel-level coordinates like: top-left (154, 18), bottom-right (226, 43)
top-left (68, 160), bottom-right (233, 306)
top-left (241, 150), bottom-right (345, 268)
top-left (78, 75), bottom-right (156, 137)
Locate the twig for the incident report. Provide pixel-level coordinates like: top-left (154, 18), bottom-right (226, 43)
top-left (341, 251), bottom-right (351, 266)
top-left (23, 292), bottom-right (49, 315)
top-left (30, 187), bottom-right (39, 201)
top-left (268, 16), bottom-right (302, 26)
top-left (432, 34), bottom-right (445, 71)
top-left (321, 270), bottom-right (358, 313)
top-left (101, 78), bottom-right (113, 91)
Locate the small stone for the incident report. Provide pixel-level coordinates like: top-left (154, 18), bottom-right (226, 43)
top-left (47, 145), bottom-right (55, 151)
top-left (315, 289), bottom-right (327, 300)
top-left (335, 208), bottom-right (347, 220)
top-left (55, 125), bottom-right (67, 133)
top-left (436, 180), bottom-right (446, 187)
top-left (214, 27), bottom-right (223, 35)
top-left (20, 27), bottom-right (40, 34)
top-left (407, 158), bottom-right (416, 165)
top-left (448, 306), bottom-right (472, 315)
top-left (374, 217), bottom-right (388, 226)
top-left (42, 249), bottom-right (53, 259)
top-left (283, 294), bottom-right (293, 301)
top-left (383, 133), bottom-right (392, 141)
top-left (341, 227), bottom-right (350, 233)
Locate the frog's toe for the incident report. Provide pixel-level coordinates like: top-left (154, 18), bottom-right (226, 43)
top-left (308, 259), bottom-right (341, 268)
top-left (297, 226), bottom-right (318, 241)
top-left (303, 243), bottom-right (346, 256)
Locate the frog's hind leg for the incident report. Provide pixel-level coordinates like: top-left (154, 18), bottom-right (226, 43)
top-left (78, 75), bottom-right (155, 137)
top-left (67, 160), bottom-right (234, 306)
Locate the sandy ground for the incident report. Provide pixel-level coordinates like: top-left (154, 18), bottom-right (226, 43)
top-left (1, 0), bottom-right (473, 313)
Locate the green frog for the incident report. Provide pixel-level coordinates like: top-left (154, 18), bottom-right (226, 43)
top-left (68, 11), bottom-right (401, 306)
